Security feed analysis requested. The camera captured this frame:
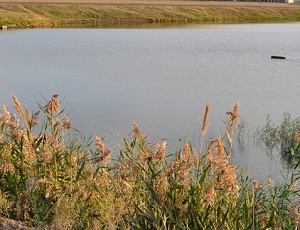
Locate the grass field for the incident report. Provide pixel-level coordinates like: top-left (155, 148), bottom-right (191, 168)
top-left (1, 0), bottom-right (300, 28)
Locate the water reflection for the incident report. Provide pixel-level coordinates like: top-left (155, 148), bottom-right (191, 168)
top-left (55, 20), bottom-right (297, 29)
top-left (1, 23), bottom-right (300, 182)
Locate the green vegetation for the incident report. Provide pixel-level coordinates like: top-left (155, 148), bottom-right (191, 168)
top-left (1, 3), bottom-right (300, 28)
top-left (1, 95), bottom-right (300, 229)
top-left (258, 113), bottom-right (300, 162)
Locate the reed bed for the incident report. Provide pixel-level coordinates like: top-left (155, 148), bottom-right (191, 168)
top-left (0, 94), bottom-right (300, 229)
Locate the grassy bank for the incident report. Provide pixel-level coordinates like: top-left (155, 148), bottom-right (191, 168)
top-left (1, 1), bottom-right (300, 28)
top-left (1, 95), bottom-right (300, 229)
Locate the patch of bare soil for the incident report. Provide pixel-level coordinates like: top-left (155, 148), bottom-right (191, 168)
top-left (0, 217), bottom-right (37, 230)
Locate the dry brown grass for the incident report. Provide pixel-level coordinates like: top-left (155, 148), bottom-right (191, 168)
top-left (0, 0), bottom-right (299, 9)
top-left (1, 0), bottom-right (300, 28)
top-left (0, 217), bottom-right (37, 230)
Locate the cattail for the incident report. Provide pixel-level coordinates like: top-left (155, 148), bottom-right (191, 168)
top-left (202, 102), bottom-right (210, 132)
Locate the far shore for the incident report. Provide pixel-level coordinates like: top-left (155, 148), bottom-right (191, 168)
top-left (0, 0), bottom-right (299, 7)
top-left (1, 0), bottom-right (300, 28)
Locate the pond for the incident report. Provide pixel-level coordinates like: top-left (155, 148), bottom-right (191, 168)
top-left (1, 22), bottom-right (300, 181)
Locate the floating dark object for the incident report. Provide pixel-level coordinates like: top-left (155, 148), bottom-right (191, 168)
top-left (271, 56), bottom-right (286, 59)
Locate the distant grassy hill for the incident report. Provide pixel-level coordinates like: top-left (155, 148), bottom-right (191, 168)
top-left (1, 1), bottom-right (300, 28)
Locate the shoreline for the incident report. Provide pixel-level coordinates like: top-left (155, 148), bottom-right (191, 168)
top-left (1, 1), bottom-right (300, 28)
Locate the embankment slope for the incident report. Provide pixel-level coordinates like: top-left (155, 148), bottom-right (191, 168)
top-left (1, 0), bottom-right (300, 27)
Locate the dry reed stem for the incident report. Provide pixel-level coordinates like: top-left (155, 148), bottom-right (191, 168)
top-left (226, 126), bottom-right (233, 153)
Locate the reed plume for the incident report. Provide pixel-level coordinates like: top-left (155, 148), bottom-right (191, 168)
top-left (0, 106), bottom-right (11, 127)
top-left (253, 180), bottom-right (263, 191)
top-left (267, 178), bottom-right (275, 189)
top-left (12, 94), bottom-right (25, 119)
top-left (207, 137), bottom-right (239, 198)
top-left (226, 102), bottom-right (239, 123)
top-left (133, 121), bottom-right (143, 140)
top-left (46, 94), bottom-right (60, 117)
top-left (96, 136), bottom-right (105, 154)
top-left (95, 136), bottom-right (111, 165)
top-left (290, 180), bottom-right (297, 193)
top-left (289, 202), bottom-right (300, 229)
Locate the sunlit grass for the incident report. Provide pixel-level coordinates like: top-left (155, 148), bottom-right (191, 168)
top-left (1, 3), bottom-right (300, 28)
top-left (0, 94), bottom-right (300, 229)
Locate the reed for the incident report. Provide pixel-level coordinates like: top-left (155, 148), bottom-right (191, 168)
top-left (257, 113), bottom-right (300, 159)
top-left (0, 94), bottom-right (299, 229)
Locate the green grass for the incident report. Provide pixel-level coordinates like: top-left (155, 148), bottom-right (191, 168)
top-left (1, 95), bottom-right (300, 229)
top-left (257, 113), bottom-right (300, 163)
top-left (1, 3), bottom-right (300, 28)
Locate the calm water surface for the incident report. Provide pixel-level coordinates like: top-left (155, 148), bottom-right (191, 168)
top-left (1, 23), bottom-right (300, 181)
